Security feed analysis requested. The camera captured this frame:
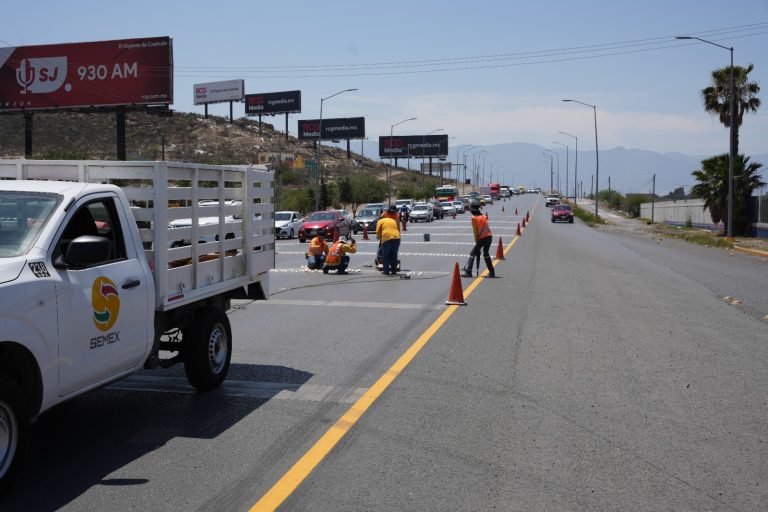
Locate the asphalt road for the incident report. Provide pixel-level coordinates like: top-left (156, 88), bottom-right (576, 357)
top-left (5, 195), bottom-right (767, 511)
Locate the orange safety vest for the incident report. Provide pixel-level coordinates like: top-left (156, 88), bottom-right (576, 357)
top-left (308, 236), bottom-right (327, 256)
top-left (473, 215), bottom-right (492, 240)
top-left (325, 240), bottom-right (345, 266)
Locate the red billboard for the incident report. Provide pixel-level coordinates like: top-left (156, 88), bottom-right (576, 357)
top-left (0, 37), bottom-right (173, 112)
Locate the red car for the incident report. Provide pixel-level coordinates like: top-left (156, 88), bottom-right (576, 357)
top-left (298, 210), bottom-right (352, 242)
top-left (551, 204), bottom-right (574, 223)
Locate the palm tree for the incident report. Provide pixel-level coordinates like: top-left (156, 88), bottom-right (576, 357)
top-left (691, 154), bottom-right (765, 235)
top-left (701, 64), bottom-right (761, 155)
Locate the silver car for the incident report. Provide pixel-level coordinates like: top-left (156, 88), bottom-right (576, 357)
top-left (409, 203), bottom-right (433, 222)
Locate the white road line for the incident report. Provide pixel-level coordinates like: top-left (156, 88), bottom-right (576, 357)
top-left (107, 375), bottom-right (368, 404)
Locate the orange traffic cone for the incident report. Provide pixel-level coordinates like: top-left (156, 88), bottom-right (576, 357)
top-left (522, 217), bottom-right (526, 228)
top-left (526, 211), bottom-right (530, 222)
top-left (502, 205), bottom-right (505, 212)
top-left (362, 225), bottom-right (369, 240)
top-left (516, 223), bottom-right (522, 236)
top-left (446, 263), bottom-right (467, 305)
top-left (495, 238), bottom-right (505, 260)
top-left (515, 207), bottom-right (518, 215)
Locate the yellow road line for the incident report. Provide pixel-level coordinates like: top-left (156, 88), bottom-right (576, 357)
top-left (250, 235), bottom-right (520, 511)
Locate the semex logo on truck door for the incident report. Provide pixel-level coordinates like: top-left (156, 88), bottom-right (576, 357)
top-left (91, 277), bottom-right (120, 348)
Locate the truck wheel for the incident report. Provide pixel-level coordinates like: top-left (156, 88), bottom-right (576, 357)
top-left (183, 308), bottom-right (232, 391)
top-left (0, 376), bottom-right (28, 493)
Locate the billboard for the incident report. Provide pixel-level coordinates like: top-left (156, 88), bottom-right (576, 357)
top-left (0, 37), bottom-right (172, 112)
top-left (245, 90), bottom-right (301, 115)
top-left (379, 134), bottom-right (449, 158)
top-left (298, 117), bottom-right (365, 140)
top-left (193, 79), bottom-right (244, 105)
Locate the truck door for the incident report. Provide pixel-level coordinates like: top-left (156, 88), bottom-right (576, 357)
top-left (52, 195), bottom-right (152, 396)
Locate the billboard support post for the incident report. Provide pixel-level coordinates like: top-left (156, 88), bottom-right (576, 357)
top-left (347, 140), bottom-right (351, 159)
top-left (285, 113), bottom-right (289, 141)
top-left (116, 108), bottom-right (126, 161)
top-left (204, 104), bottom-right (208, 119)
top-left (24, 112), bottom-right (33, 158)
top-left (229, 101), bottom-right (233, 124)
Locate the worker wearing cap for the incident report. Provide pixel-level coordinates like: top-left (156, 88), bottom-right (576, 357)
top-left (376, 206), bottom-right (401, 275)
top-left (305, 235), bottom-right (329, 270)
top-left (462, 206), bottom-right (495, 278)
top-left (323, 237), bottom-right (357, 274)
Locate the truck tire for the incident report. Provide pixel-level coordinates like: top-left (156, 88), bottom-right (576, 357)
top-left (183, 308), bottom-right (232, 391)
top-left (0, 376), bottom-right (28, 494)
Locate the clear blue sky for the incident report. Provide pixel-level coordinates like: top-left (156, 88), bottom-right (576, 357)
top-left (3, 0), bottom-right (767, 158)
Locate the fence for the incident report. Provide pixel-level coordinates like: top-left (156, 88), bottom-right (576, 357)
top-left (640, 195), bottom-right (768, 237)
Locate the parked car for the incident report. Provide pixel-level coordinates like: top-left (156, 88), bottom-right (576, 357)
top-left (354, 207), bottom-right (383, 234)
top-left (452, 200), bottom-right (465, 214)
top-left (428, 199), bottom-right (444, 219)
top-left (545, 194), bottom-right (560, 207)
top-left (551, 204), bottom-right (574, 223)
top-left (298, 210), bottom-right (352, 242)
top-left (409, 203), bottom-right (434, 222)
top-left (440, 201), bottom-right (456, 216)
top-left (274, 210), bottom-right (303, 239)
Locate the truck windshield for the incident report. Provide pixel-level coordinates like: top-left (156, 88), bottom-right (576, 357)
top-left (0, 191), bottom-right (60, 257)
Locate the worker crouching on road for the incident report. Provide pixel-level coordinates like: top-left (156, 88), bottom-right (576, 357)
top-left (305, 235), bottom-right (329, 270)
top-left (322, 237), bottom-right (357, 274)
top-left (462, 206), bottom-right (496, 278)
top-left (376, 206), bottom-right (401, 275)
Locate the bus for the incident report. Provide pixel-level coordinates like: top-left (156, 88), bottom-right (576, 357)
top-left (434, 185), bottom-right (459, 202)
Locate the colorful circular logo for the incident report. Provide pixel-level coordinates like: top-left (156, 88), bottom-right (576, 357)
top-left (92, 276), bottom-right (120, 331)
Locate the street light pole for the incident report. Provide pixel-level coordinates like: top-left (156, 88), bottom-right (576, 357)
top-left (563, 99), bottom-right (599, 218)
top-left (559, 131), bottom-right (578, 206)
top-left (455, 144), bottom-right (473, 191)
top-left (676, 35), bottom-right (736, 239)
top-left (389, 117), bottom-right (417, 205)
top-left (315, 88), bottom-right (357, 211)
top-left (553, 141), bottom-right (568, 200)
top-left (543, 150), bottom-right (556, 193)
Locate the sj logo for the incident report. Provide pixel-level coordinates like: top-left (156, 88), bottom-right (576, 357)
top-left (92, 276), bottom-right (120, 331)
top-left (16, 57), bottom-right (68, 94)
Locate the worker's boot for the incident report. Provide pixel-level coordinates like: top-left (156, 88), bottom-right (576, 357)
top-left (462, 257), bottom-right (475, 277)
top-left (484, 257), bottom-right (496, 278)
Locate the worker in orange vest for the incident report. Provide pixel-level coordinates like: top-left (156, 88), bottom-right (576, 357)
top-left (462, 206), bottom-right (495, 278)
top-left (322, 237), bottom-right (357, 274)
top-left (305, 235), bottom-right (329, 270)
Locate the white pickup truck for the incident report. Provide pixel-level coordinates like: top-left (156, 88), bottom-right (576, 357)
top-left (0, 160), bottom-right (274, 491)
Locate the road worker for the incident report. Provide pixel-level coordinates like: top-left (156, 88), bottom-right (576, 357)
top-left (380, 204), bottom-right (400, 231)
top-left (376, 208), bottom-right (401, 275)
top-left (305, 235), bottom-right (329, 270)
top-left (323, 237), bottom-right (357, 274)
top-left (462, 206), bottom-right (495, 278)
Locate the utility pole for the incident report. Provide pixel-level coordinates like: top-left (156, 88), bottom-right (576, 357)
top-left (608, 176), bottom-right (611, 210)
top-left (651, 173), bottom-right (656, 223)
top-left (591, 175), bottom-right (594, 201)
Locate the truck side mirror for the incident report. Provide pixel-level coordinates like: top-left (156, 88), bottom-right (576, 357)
top-left (62, 235), bottom-right (112, 268)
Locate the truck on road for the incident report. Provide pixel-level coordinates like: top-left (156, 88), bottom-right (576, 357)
top-left (0, 160), bottom-right (274, 491)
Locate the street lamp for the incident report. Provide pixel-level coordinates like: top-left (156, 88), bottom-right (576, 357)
top-left (315, 88), bottom-right (357, 211)
top-left (455, 144), bottom-right (473, 189)
top-left (562, 99), bottom-right (599, 218)
top-left (676, 35), bottom-right (736, 239)
top-left (559, 131), bottom-right (578, 206)
top-left (389, 117), bottom-right (417, 205)
top-left (553, 141), bottom-right (568, 199)
top-left (543, 150), bottom-right (556, 193)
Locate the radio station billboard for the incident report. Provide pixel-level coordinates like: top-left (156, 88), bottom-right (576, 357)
top-left (298, 117), bottom-right (365, 140)
top-left (193, 79), bottom-right (244, 105)
top-left (379, 134), bottom-right (449, 158)
top-left (0, 36), bottom-right (173, 112)
top-left (245, 90), bottom-right (301, 115)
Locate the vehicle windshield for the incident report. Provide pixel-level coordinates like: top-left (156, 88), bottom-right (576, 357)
top-left (358, 209), bottom-right (376, 217)
top-left (554, 205), bottom-right (572, 211)
top-left (308, 212), bottom-right (336, 221)
top-left (275, 212), bottom-right (292, 221)
top-left (0, 191), bottom-right (60, 257)
top-left (441, 202), bottom-right (452, 206)
top-left (413, 205), bottom-right (428, 211)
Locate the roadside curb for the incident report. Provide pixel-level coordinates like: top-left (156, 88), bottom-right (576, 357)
top-left (733, 246), bottom-right (768, 259)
